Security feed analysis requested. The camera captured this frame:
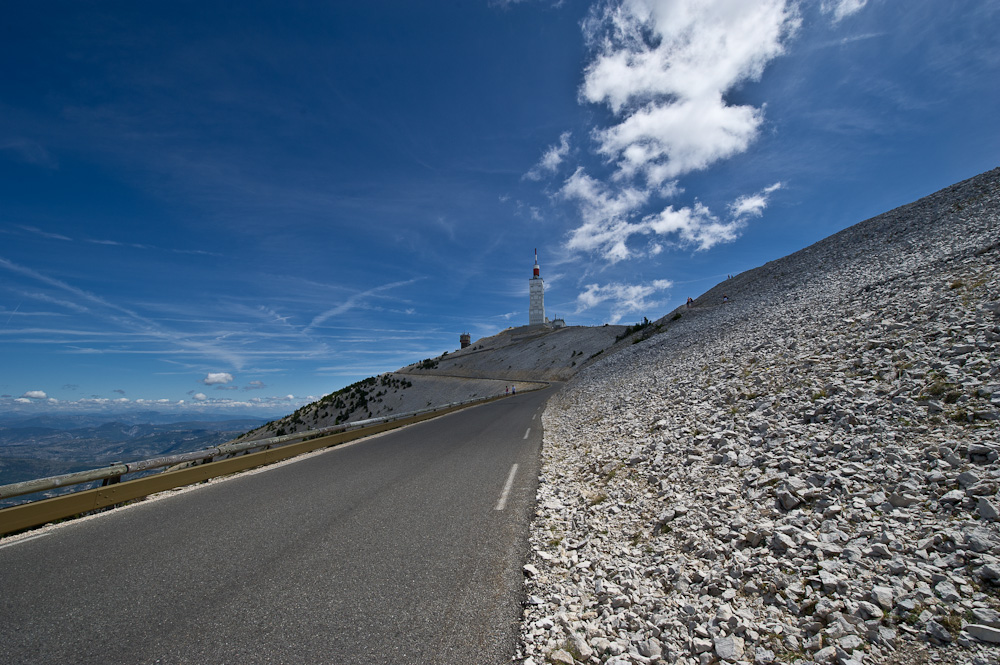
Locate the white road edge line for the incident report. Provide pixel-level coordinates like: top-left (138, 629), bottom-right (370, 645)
top-left (0, 532), bottom-right (49, 550)
top-left (495, 463), bottom-right (518, 511)
top-left (523, 428), bottom-right (530, 439)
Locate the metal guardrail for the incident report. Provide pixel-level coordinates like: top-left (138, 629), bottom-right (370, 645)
top-left (0, 388), bottom-right (544, 536)
top-left (0, 396), bottom-right (507, 502)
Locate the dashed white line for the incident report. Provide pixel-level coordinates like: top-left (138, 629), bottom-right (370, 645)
top-left (523, 428), bottom-right (530, 439)
top-left (494, 464), bottom-right (518, 511)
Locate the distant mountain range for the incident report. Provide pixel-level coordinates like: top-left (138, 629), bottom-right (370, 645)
top-left (0, 416), bottom-right (268, 492)
top-left (0, 410), bottom-right (275, 430)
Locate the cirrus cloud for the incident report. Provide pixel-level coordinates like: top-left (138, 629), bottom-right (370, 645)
top-left (822, 0), bottom-right (867, 23)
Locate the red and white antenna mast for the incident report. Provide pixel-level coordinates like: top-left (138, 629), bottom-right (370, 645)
top-left (529, 248), bottom-right (545, 325)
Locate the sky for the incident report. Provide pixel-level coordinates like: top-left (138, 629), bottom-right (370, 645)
top-left (1, 0), bottom-right (998, 418)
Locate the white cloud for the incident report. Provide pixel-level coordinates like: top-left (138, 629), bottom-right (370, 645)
top-left (594, 96), bottom-right (764, 186)
top-left (560, 168), bottom-right (649, 262)
top-left (643, 202), bottom-right (742, 251)
top-left (581, 0), bottom-right (800, 184)
top-left (306, 279), bottom-right (419, 333)
top-left (524, 132), bottom-right (572, 180)
top-left (192, 392), bottom-right (208, 401)
top-left (1, 139), bottom-right (58, 169)
top-left (21, 390), bottom-right (47, 399)
top-left (202, 372), bottom-right (234, 385)
top-left (561, 169), bottom-right (770, 257)
top-left (575, 279), bottom-right (673, 324)
top-left (551, 0), bottom-right (798, 265)
top-left (18, 225), bottom-right (72, 241)
top-left (822, 0), bottom-right (867, 23)
top-left (0, 257), bottom-right (248, 369)
top-left (728, 182), bottom-right (783, 219)
top-left (490, 0), bottom-right (563, 7)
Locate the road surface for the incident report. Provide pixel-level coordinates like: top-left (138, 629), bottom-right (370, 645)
top-left (0, 387), bottom-right (552, 664)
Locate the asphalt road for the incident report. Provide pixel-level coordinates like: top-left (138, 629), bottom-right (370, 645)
top-left (0, 387), bottom-right (552, 664)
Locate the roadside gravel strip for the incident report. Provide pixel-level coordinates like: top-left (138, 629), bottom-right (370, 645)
top-left (520, 168), bottom-right (1000, 665)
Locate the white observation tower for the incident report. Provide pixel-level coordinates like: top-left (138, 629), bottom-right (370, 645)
top-left (529, 248), bottom-right (546, 326)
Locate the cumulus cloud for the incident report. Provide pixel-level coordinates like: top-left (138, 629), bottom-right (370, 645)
top-left (192, 392), bottom-right (207, 401)
top-left (822, 0), bottom-right (867, 23)
top-left (245, 380), bottom-right (266, 390)
top-left (21, 390), bottom-right (47, 399)
top-left (552, 0), bottom-right (797, 265)
top-left (202, 372), bottom-right (234, 385)
top-left (582, 0), bottom-right (800, 185)
top-left (576, 279), bottom-right (673, 324)
top-left (524, 132), bottom-right (572, 180)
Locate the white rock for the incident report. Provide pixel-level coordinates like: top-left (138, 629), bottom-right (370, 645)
top-left (813, 645), bottom-right (837, 663)
top-left (965, 623), bottom-right (1000, 644)
top-left (547, 649), bottom-right (575, 665)
top-left (940, 489), bottom-right (965, 504)
top-left (926, 619), bottom-right (953, 643)
top-left (636, 637), bottom-right (662, 658)
top-left (713, 635), bottom-right (744, 662)
top-left (971, 607), bottom-right (1000, 627)
top-left (870, 585), bottom-right (893, 611)
top-left (977, 497), bottom-right (999, 521)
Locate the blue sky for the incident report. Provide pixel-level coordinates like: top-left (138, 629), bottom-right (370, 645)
top-left (2, 0), bottom-right (998, 417)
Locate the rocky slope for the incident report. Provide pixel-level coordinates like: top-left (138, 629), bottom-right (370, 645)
top-left (399, 324), bottom-right (628, 383)
top-left (242, 324), bottom-right (628, 441)
top-left (521, 168), bottom-right (1000, 665)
